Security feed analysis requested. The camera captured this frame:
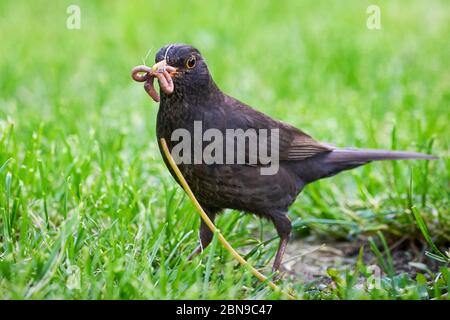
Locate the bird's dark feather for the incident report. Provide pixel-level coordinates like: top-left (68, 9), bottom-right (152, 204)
top-left (221, 95), bottom-right (333, 162)
top-left (149, 44), bottom-right (436, 272)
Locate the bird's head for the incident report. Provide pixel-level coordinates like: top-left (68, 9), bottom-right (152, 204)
top-left (152, 44), bottom-right (214, 99)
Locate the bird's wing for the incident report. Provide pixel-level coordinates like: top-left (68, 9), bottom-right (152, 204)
top-left (204, 96), bottom-right (333, 162)
top-left (278, 124), bottom-right (334, 160)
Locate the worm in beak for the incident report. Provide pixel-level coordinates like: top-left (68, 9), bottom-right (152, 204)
top-left (131, 60), bottom-right (177, 102)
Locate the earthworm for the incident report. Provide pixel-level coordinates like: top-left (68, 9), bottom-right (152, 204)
top-left (131, 64), bottom-right (176, 102)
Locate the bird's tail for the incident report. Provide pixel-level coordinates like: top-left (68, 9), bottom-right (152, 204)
top-left (298, 148), bottom-right (437, 183)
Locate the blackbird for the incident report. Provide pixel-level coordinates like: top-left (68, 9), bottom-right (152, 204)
top-left (132, 44), bottom-right (437, 273)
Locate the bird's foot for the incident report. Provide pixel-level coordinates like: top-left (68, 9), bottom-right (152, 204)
top-left (187, 246), bottom-right (202, 261)
top-left (271, 268), bottom-right (286, 282)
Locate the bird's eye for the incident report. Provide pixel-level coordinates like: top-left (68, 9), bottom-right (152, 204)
top-left (186, 56), bottom-right (196, 69)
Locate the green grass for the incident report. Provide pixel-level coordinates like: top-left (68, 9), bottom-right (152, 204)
top-left (0, 0), bottom-right (449, 299)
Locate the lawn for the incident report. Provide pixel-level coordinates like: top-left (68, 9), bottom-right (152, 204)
top-left (0, 0), bottom-right (449, 299)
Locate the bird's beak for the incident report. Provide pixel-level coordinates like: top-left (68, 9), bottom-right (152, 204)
top-left (152, 60), bottom-right (167, 72)
top-left (151, 60), bottom-right (177, 76)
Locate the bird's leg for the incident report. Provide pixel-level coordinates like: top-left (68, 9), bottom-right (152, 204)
top-left (270, 213), bottom-right (292, 274)
top-left (273, 235), bottom-right (290, 273)
top-left (187, 212), bottom-right (217, 260)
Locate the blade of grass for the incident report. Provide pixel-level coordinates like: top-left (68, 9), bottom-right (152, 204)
top-left (202, 230), bottom-right (219, 297)
top-left (411, 206), bottom-right (448, 262)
